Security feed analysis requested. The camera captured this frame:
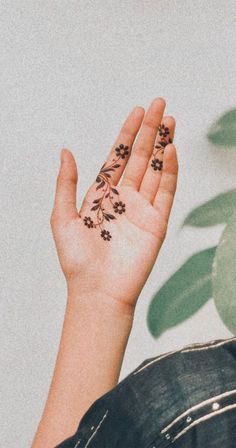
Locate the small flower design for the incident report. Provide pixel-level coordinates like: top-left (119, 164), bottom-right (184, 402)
top-left (151, 125), bottom-right (172, 173)
top-left (115, 144), bottom-right (129, 159)
top-left (83, 216), bottom-right (94, 228)
top-left (83, 143), bottom-right (128, 241)
top-left (158, 124), bottom-right (170, 138)
top-left (113, 201), bottom-right (126, 214)
top-left (151, 158), bottom-right (163, 171)
top-left (101, 229), bottom-right (112, 241)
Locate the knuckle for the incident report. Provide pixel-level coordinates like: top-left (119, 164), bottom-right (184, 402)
top-left (158, 184), bottom-right (173, 196)
top-left (144, 116), bottom-right (157, 130)
top-left (134, 144), bottom-right (149, 158)
top-left (57, 173), bottom-right (77, 186)
top-left (120, 128), bottom-right (134, 140)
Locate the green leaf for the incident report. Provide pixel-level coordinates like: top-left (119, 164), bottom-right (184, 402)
top-left (147, 247), bottom-right (216, 338)
top-left (207, 109), bottom-right (236, 146)
top-left (181, 189), bottom-right (236, 228)
top-left (212, 210), bottom-right (236, 334)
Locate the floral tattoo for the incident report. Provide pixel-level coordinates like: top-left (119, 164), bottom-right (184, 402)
top-left (83, 144), bottom-right (129, 241)
top-left (151, 124), bottom-right (173, 172)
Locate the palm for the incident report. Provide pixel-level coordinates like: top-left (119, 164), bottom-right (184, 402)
top-left (51, 98), bottom-right (178, 308)
top-left (68, 187), bottom-right (163, 304)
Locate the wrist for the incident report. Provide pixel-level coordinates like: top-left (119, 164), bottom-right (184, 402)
top-left (66, 281), bottom-right (136, 322)
top-left (65, 284), bottom-right (135, 377)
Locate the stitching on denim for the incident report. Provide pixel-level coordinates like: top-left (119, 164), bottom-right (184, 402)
top-left (172, 403), bottom-right (236, 442)
top-left (181, 336), bottom-right (236, 353)
top-left (133, 349), bottom-right (181, 375)
top-left (81, 410), bottom-right (108, 448)
top-left (160, 388), bottom-right (236, 434)
top-left (133, 337), bottom-right (236, 375)
top-left (74, 440), bottom-right (81, 447)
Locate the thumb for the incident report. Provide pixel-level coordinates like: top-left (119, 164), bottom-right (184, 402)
top-left (51, 148), bottom-right (78, 223)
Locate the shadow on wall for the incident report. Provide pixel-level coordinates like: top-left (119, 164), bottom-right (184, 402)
top-left (147, 109), bottom-right (236, 338)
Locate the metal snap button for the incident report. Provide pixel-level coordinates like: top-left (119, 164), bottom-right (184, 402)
top-left (186, 415), bottom-right (192, 423)
top-left (212, 402), bottom-right (220, 411)
top-left (165, 433), bottom-right (171, 440)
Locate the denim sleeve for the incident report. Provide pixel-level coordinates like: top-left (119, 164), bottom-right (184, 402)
top-left (55, 336), bottom-right (236, 448)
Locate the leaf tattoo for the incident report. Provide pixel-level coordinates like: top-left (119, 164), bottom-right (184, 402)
top-left (83, 144), bottom-right (129, 241)
top-left (151, 124), bottom-right (173, 172)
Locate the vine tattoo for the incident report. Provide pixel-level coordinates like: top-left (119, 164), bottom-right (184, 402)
top-left (83, 144), bottom-right (129, 241)
top-left (151, 124), bottom-right (172, 172)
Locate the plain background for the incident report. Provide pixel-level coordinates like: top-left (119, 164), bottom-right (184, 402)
top-left (1, 1), bottom-right (236, 446)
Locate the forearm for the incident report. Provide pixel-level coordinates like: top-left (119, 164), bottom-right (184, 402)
top-left (31, 287), bottom-right (134, 448)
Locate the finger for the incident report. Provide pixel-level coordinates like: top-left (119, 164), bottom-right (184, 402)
top-left (51, 148), bottom-right (78, 224)
top-left (153, 143), bottom-right (178, 222)
top-left (95, 106), bottom-right (145, 187)
top-left (120, 97), bottom-right (166, 190)
top-left (139, 116), bottom-right (176, 202)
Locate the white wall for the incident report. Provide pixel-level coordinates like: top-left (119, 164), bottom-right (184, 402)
top-left (1, 1), bottom-right (236, 446)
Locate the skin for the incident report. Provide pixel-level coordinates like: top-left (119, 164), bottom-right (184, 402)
top-left (31, 97), bottom-right (178, 447)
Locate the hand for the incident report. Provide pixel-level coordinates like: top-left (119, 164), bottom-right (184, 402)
top-left (50, 97), bottom-right (178, 314)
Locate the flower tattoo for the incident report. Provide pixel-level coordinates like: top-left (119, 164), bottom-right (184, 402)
top-left (151, 124), bottom-right (173, 172)
top-left (151, 158), bottom-right (163, 171)
top-left (113, 201), bottom-right (126, 214)
top-left (101, 229), bottom-right (112, 241)
top-left (158, 124), bottom-right (170, 138)
top-left (83, 216), bottom-right (94, 228)
top-left (115, 144), bottom-right (129, 159)
top-left (83, 144), bottom-right (129, 241)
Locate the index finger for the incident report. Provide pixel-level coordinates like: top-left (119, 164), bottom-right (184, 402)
top-left (95, 106), bottom-right (145, 188)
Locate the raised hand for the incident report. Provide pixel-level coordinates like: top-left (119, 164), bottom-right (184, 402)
top-left (50, 98), bottom-right (178, 313)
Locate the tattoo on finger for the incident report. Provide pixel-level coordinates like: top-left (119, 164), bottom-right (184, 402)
top-left (151, 124), bottom-right (173, 172)
top-left (83, 144), bottom-right (129, 241)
